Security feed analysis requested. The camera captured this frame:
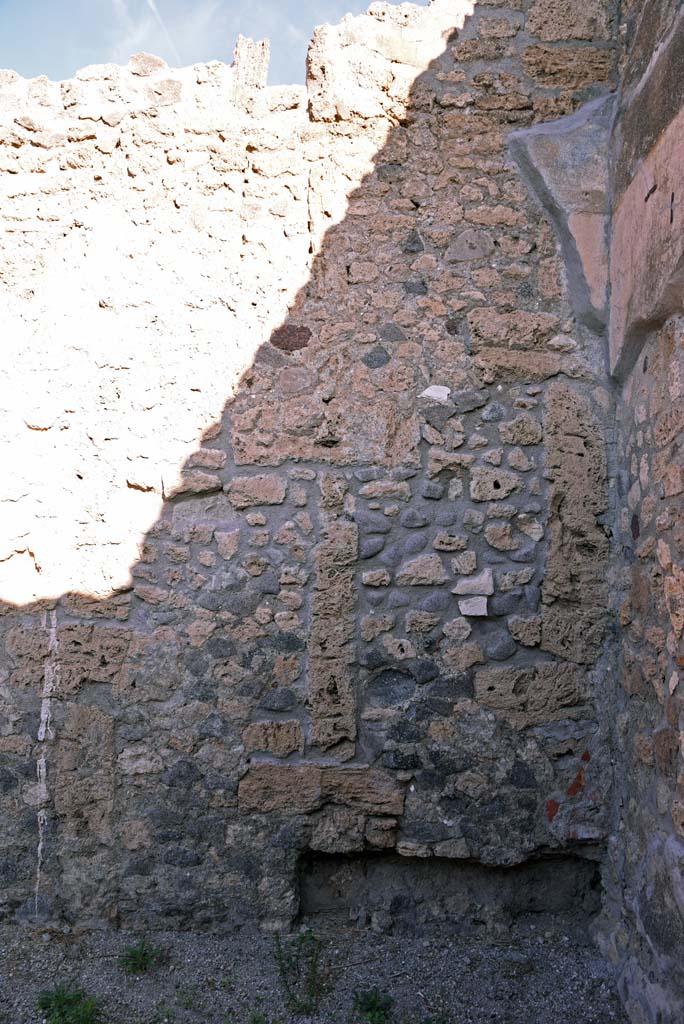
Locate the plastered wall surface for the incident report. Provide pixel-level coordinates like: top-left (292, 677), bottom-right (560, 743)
top-left (0, 0), bottom-right (650, 990)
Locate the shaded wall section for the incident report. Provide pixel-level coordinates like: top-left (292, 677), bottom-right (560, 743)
top-left (0, 0), bottom-right (618, 933)
top-left (600, 2), bottom-right (684, 1022)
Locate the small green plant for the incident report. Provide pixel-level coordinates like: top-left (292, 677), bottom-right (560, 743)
top-left (147, 1002), bottom-right (176, 1024)
top-left (37, 981), bottom-right (103, 1024)
top-left (353, 988), bottom-right (394, 1024)
top-left (118, 937), bottom-right (165, 974)
top-left (274, 928), bottom-right (329, 1014)
top-left (175, 982), bottom-right (206, 1011)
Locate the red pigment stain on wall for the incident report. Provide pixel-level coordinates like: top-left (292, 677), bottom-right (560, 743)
top-left (566, 769), bottom-right (586, 798)
top-left (546, 799), bottom-right (561, 822)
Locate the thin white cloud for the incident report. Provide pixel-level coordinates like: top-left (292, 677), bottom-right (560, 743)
top-left (144, 0), bottom-right (182, 64)
top-left (111, 0), bottom-right (134, 34)
top-left (109, 0), bottom-right (152, 62)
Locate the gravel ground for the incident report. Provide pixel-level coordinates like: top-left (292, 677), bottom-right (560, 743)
top-left (0, 918), bottom-right (628, 1024)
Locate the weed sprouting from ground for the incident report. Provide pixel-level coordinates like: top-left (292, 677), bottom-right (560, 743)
top-left (37, 981), bottom-right (103, 1024)
top-left (118, 937), bottom-right (165, 975)
top-left (175, 982), bottom-right (207, 1011)
top-left (147, 1000), bottom-right (176, 1023)
top-left (273, 928), bottom-right (330, 1014)
top-left (353, 988), bottom-right (395, 1024)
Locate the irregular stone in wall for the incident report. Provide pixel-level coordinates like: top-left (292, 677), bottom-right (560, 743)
top-left (114, 627), bottom-right (182, 701)
top-left (55, 704), bottom-right (115, 841)
top-left (242, 720), bottom-right (304, 757)
top-left (498, 414), bottom-right (543, 446)
top-left (215, 529), bottom-right (240, 561)
top-left (173, 471), bottom-right (223, 496)
top-left (308, 655), bottom-right (357, 752)
top-left (453, 569), bottom-right (494, 595)
top-left (474, 350), bottom-right (589, 384)
top-left (470, 467), bottom-right (520, 502)
top-left (117, 745), bottom-right (163, 776)
top-left (61, 592), bottom-right (131, 621)
top-left (541, 603), bottom-right (607, 665)
top-left (443, 616), bottom-right (472, 641)
top-left (446, 228), bottom-right (495, 262)
top-left (396, 554), bottom-right (448, 586)
top-left (270, 324), bottom-right (312, 353)
top-left (323, 767), bottom-right (405, 815)
top-left (238, 764), bottom-right (324, 814)
top-left (53, 703), bottom-right (117, 922)
top-left (7, 624), bottom-right (130, 693)
top-left (443, 639), bottom-right (485, 669)
top-left (358, 480), bottom-right (411, 501)
top-left (226, 475), bottom-right (287, 509)
top-left (468, 308), bottom-right (559, 352)
top-left (474, 662), bottom-right (589, 728)
top-left (458, 597), bottom-right (489, 618)
top-left (363, 569), bottom-right (391, 587)
top-left (238, 764), bottom-right (404, 816)
top-left (522, 45), bottom-right (614, 89)
top-left (187, 449), bottom-right (227, 471)
top-left (485, 523), bottom-right (519, 551)
top-left (427, 450), bottom-right (474, 478)
top-left (654, 728), bottom-right (678, 777)
top-left (231, 395), bottom-right (420, 468)
top-left (665, 565), bottom-right (684, 639)
top-left (507, 615), bottom-right (542, 646)
top-left (128, 52), bottom-right (167, 76)
top-left (527, 0), bottom-right (612, 42)
top-left (541, 382), bottom-right (608, 665)
top-left (309, 519), bottom-right (359, 751)
top-left (310, 806), bottom-right (365, 853)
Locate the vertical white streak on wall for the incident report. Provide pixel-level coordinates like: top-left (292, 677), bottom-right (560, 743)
top-left (35, 609), bottom-right (59, 918)
top-left (37, 610), bottom-right (58, 742)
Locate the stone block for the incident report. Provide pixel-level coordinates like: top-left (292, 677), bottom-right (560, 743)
top-left (238, 765), bottom-right (323, 814)
top-left (474, 663), bottom-right (588, 728)
top-left (467, 308), bottom-right (559, 352)
top-left (507, 615), bottom-right (542, 647)
top-left (499, 414), bottom-right (543, 446)
top-left (527, 0), bottom-right (611, 41)
top-left (242, 720), bottom-right (304, 757)
top-left (522, 45), bottom-right (613, 89)
top-left (442, 617), bottom-right (472, 641)
top-left (459, 596), bottom-right (488, 617)
top-left (446, 228), bottom-right (494, 262)
top-left (215, 529), bottom-right (240, 560)
top-left (443, 641), bottom-right (485, 670)
top-left (322, 768), bottom-right (405, 816)
top-left (226, 475), bottom-right (287, 509)
top-left (396, 554), bottom-right (448, 586)
top-left (470, 467), bottom-right (521, 502)
top-left (452, 569), bottom-right (494, 596)
top-left (363, 569), bottom-right (391, 587)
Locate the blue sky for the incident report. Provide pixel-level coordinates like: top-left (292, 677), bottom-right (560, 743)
top-left (0, 0), bottom-right (426, 84)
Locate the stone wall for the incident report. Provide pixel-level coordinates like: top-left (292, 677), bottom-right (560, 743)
top-left (598, 3), bottom-right (684, 1022)
top-left (0, 0), bottom-right (622, 945)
